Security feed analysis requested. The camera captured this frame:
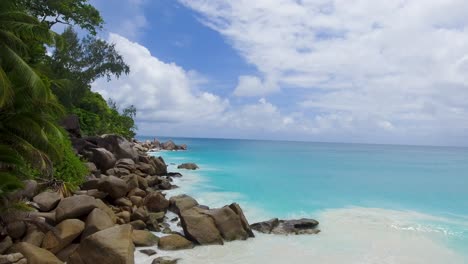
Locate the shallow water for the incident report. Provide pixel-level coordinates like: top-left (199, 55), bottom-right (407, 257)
top-left (139, 137), bottom-right (468, 263)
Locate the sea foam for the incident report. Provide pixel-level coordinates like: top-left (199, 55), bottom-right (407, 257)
top-left (136, 162), bottom-right (467, 264)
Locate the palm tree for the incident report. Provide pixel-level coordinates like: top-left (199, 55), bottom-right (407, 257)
top-left (0, 0), bottom-right (64, 198)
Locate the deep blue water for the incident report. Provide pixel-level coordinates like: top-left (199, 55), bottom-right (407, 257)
top-left (140, 136), bottom-right (468, 259)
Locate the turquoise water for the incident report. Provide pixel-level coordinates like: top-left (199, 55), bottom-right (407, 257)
top-left (141, 137), bottom-right (468, 262)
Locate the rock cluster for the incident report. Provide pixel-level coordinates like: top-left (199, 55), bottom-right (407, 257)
top-left (0, 135), bottom-right (253, 264)
top-left (136, 139), bottom-right (187, 151)
top-left (251, 218), bottom-right (320, 235)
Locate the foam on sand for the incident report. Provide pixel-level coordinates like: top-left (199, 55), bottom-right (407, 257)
top-left (136, 206), bottom-right (467, 264)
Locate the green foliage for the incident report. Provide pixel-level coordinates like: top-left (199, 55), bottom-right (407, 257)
top-left (71, 92), bottom-right (137, 138)
top-left (47, 27), bottom-right (135, 138)
top-left (0, 0), bottom-right (65, 197)
top-left (50, 132), bottom-right (88, 189)
top-left (19, 0), bottom-right (103, 35)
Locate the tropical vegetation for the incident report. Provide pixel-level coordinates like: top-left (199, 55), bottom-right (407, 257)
top-left (0, 0), bottom-right (135, 203)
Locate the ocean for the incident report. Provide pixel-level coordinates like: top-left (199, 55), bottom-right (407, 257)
top-left (138, 137), bottom-right (468, 264)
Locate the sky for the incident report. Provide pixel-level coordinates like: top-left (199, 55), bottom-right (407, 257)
top-left (89, 0), bottom-right (468, 146)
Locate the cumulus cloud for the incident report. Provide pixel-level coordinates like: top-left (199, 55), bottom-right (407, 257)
top-left (178, 0), bottom-right (468, 144)
top-left (92, 33), bottom-right (229, 125)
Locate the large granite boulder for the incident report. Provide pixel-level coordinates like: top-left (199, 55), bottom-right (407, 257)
top-left (161, 140), bottom-right (177, 150)
top-left (116, 158), bottom-right (136, 172)
top-left (98, 176), bottom-right (128, 199)
top-left (204, 206), bottom-right (249, 241)
top-left (132, 230), bottom-right (159, 247)
top-left (56, 243), bottom-right (79, 262)
top-left (144, 192), bottom-right (169, 212)
top-left (229, 203), bottom-right (255, 237)
top-left (169, 194), bottom-right (199, 214)
top-left (158, 234), bottom-right (193, 250)
top-left (22, 226), bottom-right (45, 247)
top-left (69, 225), bottom-right (134, 264)
top-left (95, 199), bottom-right (117, 224)
top-left (177, 163), bottom-right (199, 170)
top-left (6, 221), bottom-right (26, 239)
top-left (88, 148), bottom-right (117, 172)
top-left (33, 191), bottom-right (61, 212)
top-left (251, 218), bottom-right (320, 235)
top-left (81, 208), bottom-right (114, 240)
top-left (151, 157), bottom-right (167, 175)
top-left (91, 135), bottom-right (138, 161)
top-left (10, 242), bottom-right (63, 264)
top-left (136, 162), bottom-right (155, 175)
top-left (179, 208), bottom-right (223, 245)
top-left (55, 195), bottom-right (97, 222)
top-left (42, 219), bottom-right (85, 253)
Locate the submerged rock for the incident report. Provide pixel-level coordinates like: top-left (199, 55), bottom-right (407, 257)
top-left (177, 163), bottom-right (199, 170)
top-left (251, 218), bottom-right (320, 235)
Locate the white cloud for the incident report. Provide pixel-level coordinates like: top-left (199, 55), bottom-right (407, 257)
top-left (233, 75), bottom-right (279, 97)
top-left (92, 33), bottom-right (229, 125)
top-left (178, 0), bottom-right (468, 145)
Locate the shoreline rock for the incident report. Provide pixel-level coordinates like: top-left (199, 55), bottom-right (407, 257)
top-left (251, 218), bottom-right (320, 235)
top-left (1, 134), bottom-right (319, 264)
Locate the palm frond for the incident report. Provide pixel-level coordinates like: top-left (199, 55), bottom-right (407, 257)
top-left (0, 67), bottom-right (13, 107)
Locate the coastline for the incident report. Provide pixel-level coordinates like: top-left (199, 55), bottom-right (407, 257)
top-left (141, 143), bottom-right (468, 264)
top-left (2, 136), bottom-right (467, 264)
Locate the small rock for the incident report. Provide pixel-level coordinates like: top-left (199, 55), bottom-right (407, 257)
top-left (115, 197), bottom-right (133, 207)
top-left (0, 253), bottom-right (24, 263)
top-left (86, 189), bottom-right (108, 199)
top-left (22, 227), bottom-right (45, 247)
top-left (55, 195), bottom-right (97, 222)
top-left (152, 256), bottom-right (179, 264)
top-left (56, 243), bottom-right (79, 262)
top-left (10, 242), bottom-right (62, 264)
top-left (158, 234), bottom-right (193, 250)
top-left (81, 208), bottom-right (114, 240)
top-left (139, 249), bottom-right (157, 256)
top-left (132, 230), bottom-right (159, 247)
top-left (129, 220), bottom-right (146, 230)
top-left (42, 219), bottom-right (85, 253)
top-left (116, 211), bottom-right (131, 223)
top-left (0, 236), bottom-right (13, 254)
top-left (130, 196), bottom-right (143, 207)
top-left (131, 207), bottom-right (149, 222)
top-left (169, 194), bottom-right (198, 214)
top-left (128, 188), bottom-right (146, 198)
top-left (177, 163), bottom-right (199, 170)
top-left (144, 192), bottom-right (169, 212)
top-left (251, 218), bottom-right (320, 235)
top-left (33, 191), bottom-right (61, 212)
top-left (6, 222), bottom-right (26, 240)
top-left (98, 175), bottom-right (128, 199)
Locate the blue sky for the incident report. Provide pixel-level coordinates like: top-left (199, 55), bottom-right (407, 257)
top-left (90, 0), bottom-right (468, 146)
